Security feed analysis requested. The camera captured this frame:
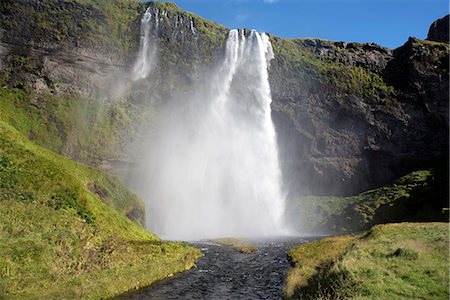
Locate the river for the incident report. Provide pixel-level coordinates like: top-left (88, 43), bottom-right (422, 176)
top-left (118, 237), bottom-right (312, 300)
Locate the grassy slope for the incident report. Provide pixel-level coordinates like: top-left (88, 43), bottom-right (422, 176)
top-left (0, 87), bottom-right (142, 165)
top-left (0, 118), bottom-right (201, 298)
top-left (289, 169), bottom-right (449, 235)
top-left (285, 223), bottom-right (449, 299)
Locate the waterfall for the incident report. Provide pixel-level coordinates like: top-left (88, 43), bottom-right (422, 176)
top-left (137, 29), bottom-right (287, 240)
top-left (132, 7), bottom-right (158, 80)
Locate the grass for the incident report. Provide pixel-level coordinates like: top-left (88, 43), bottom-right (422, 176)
top-left (214, 238), bottom-right (257, 254)
top-left (290, 169), bottom-right (449, 235)
top-left (0, 117), bottom-right (201, 298)
top-left (284, 235), bottom-right (355, 298)
top-left (285, 222), bottom-right (449, 299)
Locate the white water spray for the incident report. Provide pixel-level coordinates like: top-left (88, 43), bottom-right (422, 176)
top-left (132, 7), bottom-right (158, 80)
top-left (136, 29), bottom-right (287, 240)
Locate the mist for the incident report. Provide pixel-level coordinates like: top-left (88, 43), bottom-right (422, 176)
top-left (129, 23), bottom-right (289, 240)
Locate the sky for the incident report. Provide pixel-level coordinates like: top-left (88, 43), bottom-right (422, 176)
top-left (163, 0), bottom-right (448, 49)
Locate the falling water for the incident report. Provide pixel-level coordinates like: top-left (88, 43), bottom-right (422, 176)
top-left (136, 29), bottom-right (287, 240)
top-left (132, 7), bottom-right (158, 80)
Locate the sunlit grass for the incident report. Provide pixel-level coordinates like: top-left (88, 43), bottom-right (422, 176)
top-left (214, 238), bottom-right (257, 254)
top-left (284, 223), bottom-right (449, 299)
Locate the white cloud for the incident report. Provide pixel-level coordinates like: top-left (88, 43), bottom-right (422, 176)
top-left (263, 0), bottom-right (279, 3)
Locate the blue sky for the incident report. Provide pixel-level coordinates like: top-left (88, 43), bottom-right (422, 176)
top-left (165, 0), bottom-right (448, 49)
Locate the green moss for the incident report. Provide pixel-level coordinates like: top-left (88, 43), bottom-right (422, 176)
top-left (78, 0), bottom-right (143, 56)
top-left (0, 88), bottom-right (140, 165)
top-left (284, 235), bottom-right (355, 298)
top-left (0, 200), bottom-right (201, 299)
top-left (285, 223), bottom-right (449, 299)
top-left (0, 117), bottom-right (147, 235)
top-left (151, 1), bottom-right (227, 65)
top-left (1, 0), bottom-right (227, 59)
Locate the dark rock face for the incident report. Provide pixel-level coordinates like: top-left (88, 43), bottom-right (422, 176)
top-left (0, 0), bottom-right (141, 63)
top-left (0, 0), bottom-right (141, 96)
top-left (269, 35), bottom-right (449, 196)
top-left (427, 15), bottom-right (449, 43)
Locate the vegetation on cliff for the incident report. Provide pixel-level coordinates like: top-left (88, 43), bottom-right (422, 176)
top-left (270, 37), bottom-right (396, 101)
top-left (0, 87), bottom-right (143, 165)
top-left (0, 0), bottom-right (144, 57)
top-left (0, 0), bottom-right (226, 65)
top-left (270, 31), bottom-right (448, 197)
top-left (0, 1), bottom-right (228, 167)
top-left (285, 223), bottom-right (449, 299)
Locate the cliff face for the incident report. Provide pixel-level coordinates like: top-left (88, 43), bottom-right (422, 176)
top-left (0, 1), bottom-right (225, 97)
top-left (0, 1), bottom-right (226, 166)
top-left (270, 36), bottom-right (449, 196)
top-left (0, 0), bottom-right (144, 95)
top-left (0, 1), bottom-right (448, 198)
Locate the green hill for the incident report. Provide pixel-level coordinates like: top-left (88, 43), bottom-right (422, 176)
top-left (0, 115), bottom-right (201, 298)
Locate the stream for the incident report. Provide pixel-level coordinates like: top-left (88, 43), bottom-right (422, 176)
top-left (118, 237), bottom-right (311, 300)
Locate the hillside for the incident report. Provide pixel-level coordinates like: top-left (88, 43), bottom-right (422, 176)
top-left (0, 114), bottom-right (201, 298)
